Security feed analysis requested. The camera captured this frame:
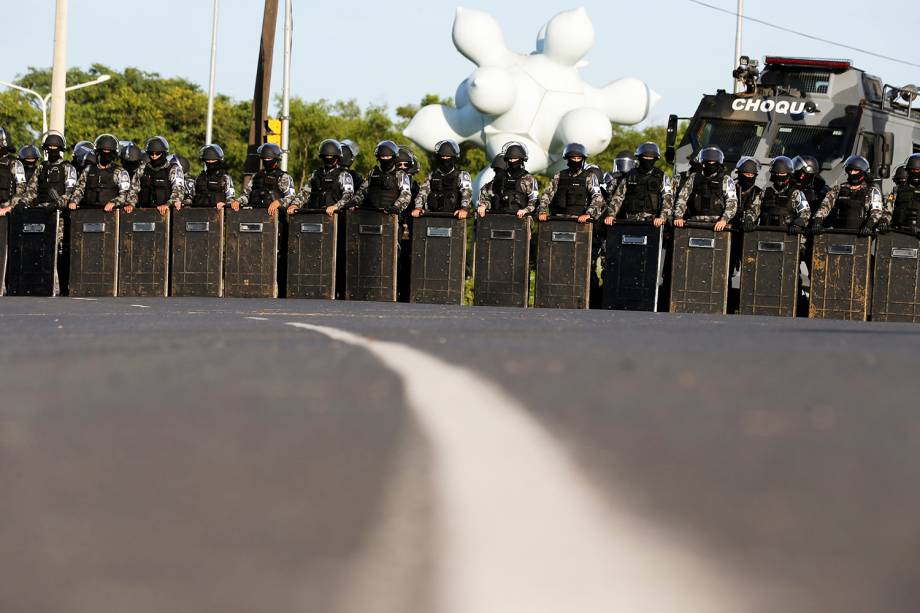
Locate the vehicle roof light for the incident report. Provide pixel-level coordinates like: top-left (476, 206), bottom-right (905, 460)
top-left (764, 56), bottom-right (852, 70)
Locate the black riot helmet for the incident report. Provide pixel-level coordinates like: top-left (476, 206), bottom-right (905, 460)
top-left (698, 146), bottom-right (724, 176)
top-left (490, 153), bottom-right (508, 172)
top-left (319, 139), bottom-right (342, 169)
top-left (94, 134), bottom-right (119, 166)
top-left (42, 130), bottom-right (66, 151)
top-left (340, 139), bottom-right (358, 167)
top-left (396, 146), bottom-right (414, 170)
top-left (843, 155), bottom-right (869, 185)
top-left (199, 143), bottom-right (225, 162)
top-left (19, 144), bottom-right (40, 165)
top-left (435, 139), bottom-right (461, 158)
top-left (502, 141), bottom-right (528, 162)
top-left (735, 156), bottom-right (759, 188)
top-left (120, 142), bottom-right (144, 172)
top-left (564, 142), bottom-right (587, 171)
top-left (0, 126), bottom-right (11, 153)
top-left (792, 155), bottom-right (819, 177)
top-left (257, 142), bottom-right (282, 170)
top-left (613, 150), bottom-right (636, 174)
top-left (73, 140), bottom-right (95, 169)
top-left (906, 153), bottom-right (920, 186)
top-left (374, 140), bottom-right (399, 159)
top-left (769, 156), bottom-right (794, 187)
top-left (635, 142), bottom-right (661, 160)
top-left (145, 136), bottom-right (169, 154)
top-left (893, 165), bottom-right (908, 185)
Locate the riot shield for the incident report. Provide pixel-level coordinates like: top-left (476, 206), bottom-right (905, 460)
top-left (117, 208), bottom-right (169, 297)
top-left (534, 217), bottom-right (592, 309)
top-left (224, 208), bottom-right (279, 298)
top-left (344, 209), bottom-right (398, 302)
top-left (473, 214), bottom-right (531, 307)
top-left (68, 209), bottom-right (119, 297)
top-left (0, 216), bottom-right (7, 295)
top-left (603, 221), bottom-right (663, 311)
top-left (738, 227), bottom-right (800, 317)
top-left (409, 212), bottom-right (468, 305)
top-left (669, 223), bottom-right (731, 314)
top-left (286, 210), bottom-right (337, 299)
top-left (6, 207), bottom-right (59, 296)
top-left (871, 230), bottom-right (920, 322)
top-left (171, 208), bottom-right (224, 297)
top-left (809, 231), bottom-right (871, 320)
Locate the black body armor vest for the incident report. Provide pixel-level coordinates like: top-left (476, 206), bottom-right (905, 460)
top-left (688, 173), bottom-right (725, 217)
top-left (0, 156), bottom-right (17, 203)
top-left (365, 168), bottom-right (400, 210)
top-left (138, 163), bottom-right (172, 207)
top-left (491, 167), bottom-right (528, 213)
top-left (249, 169), bottom-right (284, 208)
top-left (82, 165), bottom-right (119, 208)
top-left (827, 185), bottom-right (866, 229)
top-left (308, 167), bottom-right (345, 209)
top-left (193, 170), bottom-right (226, 207)
top-left (892, 184), bottom-right (920, 229)
top-left (758, 185), bottom-right (795, 226)
top-left (621, 168), bottom-right (663, 217)
top-left (36, 162), bottom-right (67, 204)
top-left (550, 170), bottom-right (588, 216)
top-left (428, 169), bottom-right (461, 212)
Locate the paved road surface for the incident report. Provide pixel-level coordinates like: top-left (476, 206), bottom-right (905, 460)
top-left (2, 298), bottom-right (919, 612)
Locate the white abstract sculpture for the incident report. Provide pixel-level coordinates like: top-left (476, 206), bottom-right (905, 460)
top-left (404, 7), bottom-right (661, 192)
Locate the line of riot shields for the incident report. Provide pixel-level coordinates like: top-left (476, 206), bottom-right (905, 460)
top-left (1, 207), bottom-right (919, 322)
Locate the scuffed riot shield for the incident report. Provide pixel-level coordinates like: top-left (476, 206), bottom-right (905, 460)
top-left (409, 212), bottom-right (467, 305)
top-left (603, 221), bottom-right (663, 311)
top-left (809, 231), bottom-right (871, 320)
top-left (738, 228), bottom-right (800, 317)
top-left (224, 209), bottom-right (279, 298)
top-left (117, 208), bottom-right (169, 297)
top-left (6, 207), bottom-right (60, 296)
top-left (473, 215), bottom-right (531, 307)
top-left (670, 224), bottom-right (731, 314)
top-left (345, 209), bottom-right (398, 302)
top-left (871, 230), bottom-right (920, 322)
top-left (534, 217), bottom-right (592, 309)
top-left (286, 210), bottom-right (337, 299)
top-left (171, 208), bottom-right (223, 297)
top-left (0, 216), bottom-right (7, 295)
top-left (68, 209), bottom-right (119, 297)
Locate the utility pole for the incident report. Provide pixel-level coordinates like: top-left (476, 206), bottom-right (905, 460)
top-left (733, 0), bottom-right (744, 93)
top-left (50, 0), bottom-right (69, 133)
top-left (244, 0), bottom-right (279, 180)
top-left (280, 0), bottom-right (292, 171)
top-left (205, 0), bottom-right (220, 145)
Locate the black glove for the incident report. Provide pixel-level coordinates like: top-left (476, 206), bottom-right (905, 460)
top-left (857, 221), bottom-right (874, 237)
top-left (811, 219), bottom-right (825, 235)
top-left (876, 221), bottom-right (890, 234)
top-left (788, 219), bottom-right (806, 235)
top-left (742, 219), bottom-right (756, 232)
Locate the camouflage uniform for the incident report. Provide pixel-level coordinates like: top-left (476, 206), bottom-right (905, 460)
top-left (10, 158), bottom-right (78, 209)
top-left (188, 171), bottom-right (236, 207)
top-left (127, 161), bottom-right (185, 207)
top-left (606, 167), bottom-right (673, 221)
top-left (671, 173), bottom-right (738, 223)
top-left (70, 164), bottom-right (132, 208)
top-left (744, 186), bottom-right (810, 225)
top-left (236, 170), bottom-right (295, 207)
top-left (0, 154), bottom-right (26, 213)
top-left (415, 169), bottom-right (473, 212)
top-left (478, 172), bottom-right (539, 214)
top-left (354, 169), bottom-right (412, 213)
top-left (813, 183), bottom-right (884, 225)
top-left (285, 168), bottom-right (355, 212)
top-left (537, 167), bottom-right (605, 218)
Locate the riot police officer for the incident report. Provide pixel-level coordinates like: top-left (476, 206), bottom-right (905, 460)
top-left (339, 139), bottom-right (363, 193)
top-left (734, 156), bottom-right (761, 226)
top-left (880, 153), bottom-right (920, 235)
top-left (476, 154), bottom-right (508, 218)
top-left (71, 140), bottom-right (96, 175)
top-left (537, 142), bottom-right (604, 223)
top-left (68, 134), bottom-right (132, 211)
top-left (130, 136), bottom-right (184, 215)
top-left (396, 146), bottom-right (421, 211)
top-left (413, 139), bottom-right (472, 219)
top-left (670, 146), bottom-right (737, 231)
top-left (671, 150), bottom-right (702, 198)
top-left (188, 144), bottom-right (235, 209)
top-left (12, 131), bottom-right (77, 209)
top-left (284, 139), bottom-right (354, 216)
top-left (120, 142), bottom-right (144, 179)
top-left (354, 140), bottom-right (412, 213)
top-left (791, 155), bottom-right (827, 211)
top-left (603, 150), bottom-right (635, 198)
top-left (19, 145), bottom-right (40, 182)
top-left (477, 141), bottom-right (539, 218)
top-left (232, 143), bottom-right (295, 215)
top-left (811, 155), bottom-right (883, 236)
top-left (742, 156), bottom-right (809, 234)
top-left (604, 142), bottom-right (671, 226)
top-left (0, 127), bottom-right (27, 217)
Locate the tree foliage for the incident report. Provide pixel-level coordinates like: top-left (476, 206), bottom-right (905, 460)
top-left (0, 65), bottom-right (683, 187)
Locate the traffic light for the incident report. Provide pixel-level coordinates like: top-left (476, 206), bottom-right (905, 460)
top-left (265, 118), bottom-right (282, 145)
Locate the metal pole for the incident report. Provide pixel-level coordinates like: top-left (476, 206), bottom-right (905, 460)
top-left (244, 0), bottom-right (279, 179)
top-left (205, 0), bottom-right (220, 145)
top-left (733, 0), bottom-right (744, 93)
top-left (50, 0), bottom-right (69, 133)
top-left (280, 0), bottom-right (292, 171)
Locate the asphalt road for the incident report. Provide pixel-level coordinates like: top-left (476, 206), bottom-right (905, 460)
top-left (2, 297), bottom-right (920, 612)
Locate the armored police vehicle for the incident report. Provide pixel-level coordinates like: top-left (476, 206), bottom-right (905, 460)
top-left (667, 56), bottom-right (920, 192)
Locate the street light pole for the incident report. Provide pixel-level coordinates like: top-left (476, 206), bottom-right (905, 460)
top-left (733, 0), bottom-right (744, 93)
top-left (50, 0), bottom-right (69, 133)
top-left (0, 74), bottom-right (111, 137)
top-left (205, 0), bottom-right (220, 145)
top-left (280, 0), bottom-right (292, 171)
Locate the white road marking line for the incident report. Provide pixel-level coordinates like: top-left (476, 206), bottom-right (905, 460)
top-left (130, 304), bottom-right (151, 309)
top-left (245, 316), bottom-right (269, 321)
top-left (286, 321), bottom-right (746, 613)
top-left (70, 297), bottom-right (97, 301)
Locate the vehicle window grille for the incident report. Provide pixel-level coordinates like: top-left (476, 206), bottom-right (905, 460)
top-left (785, 71), bottom-right (830, 94)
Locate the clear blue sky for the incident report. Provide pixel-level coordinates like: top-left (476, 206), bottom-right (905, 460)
top-left (3, 0), bottom-right (917, 127)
